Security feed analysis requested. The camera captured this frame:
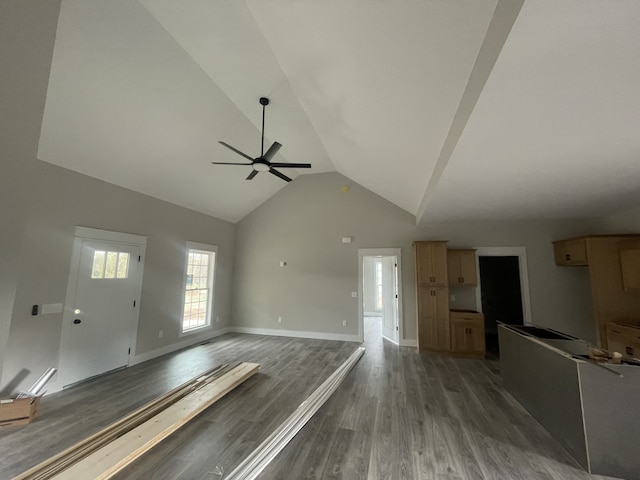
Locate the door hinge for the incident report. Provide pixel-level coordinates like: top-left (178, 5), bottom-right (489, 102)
top-left (395, 294), bottom-right (398, 299)
top-left (133, 300), bottom-right (136, 307)
top-left (138, 255), bottom-right (141, 262)
top-left (396, 326), bottom-right (399, 331)
top-left (128, 348), bottom-right (131, 354)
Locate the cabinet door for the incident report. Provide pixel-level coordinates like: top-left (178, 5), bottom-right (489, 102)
top-left (458, 250), bottom-right (477, 286)
top-left (416, 243), bottom-right (435, 287)
top-left (430, 243), bottom-right (448, 286)
top-left (451, 319), bottom-right (484, 355)
top-left (553, 238), bottom-right (588, 266)
top-left (619, 241), bottom-right (640, 293)
top-left (416, 242), bottom-right (448, 286)
top-left (447, 250), bottom-right (477, 287)
top-left (418, 287), bottom-right (449, 351)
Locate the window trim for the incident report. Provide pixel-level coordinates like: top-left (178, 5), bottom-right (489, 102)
top-left (180, 241), bottom-right (217, 336)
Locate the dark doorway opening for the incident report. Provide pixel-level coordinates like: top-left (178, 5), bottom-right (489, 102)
top-left (479, 256), bottom-right (524, 358)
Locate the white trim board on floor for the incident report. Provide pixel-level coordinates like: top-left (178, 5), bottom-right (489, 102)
top-left (231, 327), bottom-right (361, 343)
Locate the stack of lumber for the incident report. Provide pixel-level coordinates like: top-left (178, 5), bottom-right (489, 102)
top-left (14, 362), bottom-right (259, 480)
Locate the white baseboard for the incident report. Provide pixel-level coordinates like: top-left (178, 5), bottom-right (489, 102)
top-left (129, 326), bottom-right (233, 366)
top-left (399, 339), bottom-right (418, 347)
top-left (230, 326), bottom-right (361, 343)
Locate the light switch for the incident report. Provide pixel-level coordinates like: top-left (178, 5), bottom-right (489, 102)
top-left (351, 291), bottom-right (357, 298)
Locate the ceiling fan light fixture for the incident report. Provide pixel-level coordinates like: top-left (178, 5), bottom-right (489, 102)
top-left (212, 97), bottom-right (312, 182)
top-left (253, 161), bottom-right (270, 172)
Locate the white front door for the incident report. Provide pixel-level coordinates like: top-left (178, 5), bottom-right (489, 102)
top-left (59, 234), bottom-right (144, 387)
top-left (381, 256), bottom-right (399, 343)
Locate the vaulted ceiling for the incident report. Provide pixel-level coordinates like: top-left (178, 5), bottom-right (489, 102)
top-left (38, 0), bottom-right (640, 224)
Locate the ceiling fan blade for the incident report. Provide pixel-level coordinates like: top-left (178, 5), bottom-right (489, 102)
top-left (211, 162), bottom-right (253, 166)
top-left (269, 168), bottom-right (292, 182)
top-left (262, 142), bottom-right (282, 161)
top-left (218, 141), bottom-right (255, 162)
top-left (246, 170), bottom-right (258, 180)
top-left (270, 163), bottom-right (312, 169)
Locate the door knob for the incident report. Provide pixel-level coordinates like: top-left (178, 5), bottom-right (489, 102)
top-left (73, 319), bottom-right (82, 324)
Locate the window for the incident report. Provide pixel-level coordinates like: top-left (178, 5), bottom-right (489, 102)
top-left (91, 250), bottom-right (130, 279)
top-left (375, 259), bottom-right (383, 310)
top-left (182, 242), bottom-right (217, 333)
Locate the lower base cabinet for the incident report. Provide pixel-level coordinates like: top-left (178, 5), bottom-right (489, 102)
top-left (450, 311), bottom-right (485, 357)
top-left (606, 322), bottom-right (640, 359)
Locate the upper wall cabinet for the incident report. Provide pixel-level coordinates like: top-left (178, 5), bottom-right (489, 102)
top-left (619, 239), bottom-right (640, 293)
top-left (552, 234), bottom-right (640, 347)
top-left (447, 249), bottom-right (477, 287)
top-left (553, 237), bottom-right (588, 266)
top-left (415, 241), bottom-right (448, 287)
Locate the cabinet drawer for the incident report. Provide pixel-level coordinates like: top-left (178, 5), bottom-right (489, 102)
top-left (450, 311), bottom-right (483, 323)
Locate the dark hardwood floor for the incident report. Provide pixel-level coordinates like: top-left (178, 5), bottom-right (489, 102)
top-left (0, 321), bottom-right (617, 479)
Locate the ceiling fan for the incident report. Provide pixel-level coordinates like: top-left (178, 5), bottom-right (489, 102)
top-left (212, 97), bottom-right (311, 182)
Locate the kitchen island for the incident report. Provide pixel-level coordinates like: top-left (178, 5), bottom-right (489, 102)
top-left (498, 323), bottom-right (640, 480)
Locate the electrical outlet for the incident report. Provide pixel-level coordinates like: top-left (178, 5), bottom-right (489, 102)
top-left (342, 320), bottom-right (347, 327)
top-left (158, 330), bottom-right (163, 338)
top-left (278, 316), bottom-right (282, 323)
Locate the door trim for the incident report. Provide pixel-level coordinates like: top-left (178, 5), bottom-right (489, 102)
top-left (56, 227), bottom-right (147, 390)
top-left (358, 248), bottom-right (403, 344)
top-left (473, 246), bottom-right (533, 326)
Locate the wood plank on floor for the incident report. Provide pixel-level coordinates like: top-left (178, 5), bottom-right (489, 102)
top-left (2, 322), bottom-right (621, 480)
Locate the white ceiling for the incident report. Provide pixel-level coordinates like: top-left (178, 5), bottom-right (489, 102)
top-left (37, 0), bottom-right (640, 224)
top-left (421, 0), bottom-right (640, 223)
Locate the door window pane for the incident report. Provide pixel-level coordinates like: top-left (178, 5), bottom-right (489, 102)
top-left (91, 251), bottom-right (130, 279)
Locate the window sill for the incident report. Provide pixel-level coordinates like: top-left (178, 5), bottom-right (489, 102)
top-left (179, 324), bottom-right (212, 338)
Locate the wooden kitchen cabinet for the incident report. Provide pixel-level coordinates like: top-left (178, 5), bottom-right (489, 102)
top-left (414, 241), bottom-right (449, 351)
top-left (606, 323), bottom-right (640, 359)
top-left (553, 237), bottom-right (588, 266)
top-left (552, 234), bottom-right (640, 347)
top-left (415, 241), bottom-right (448, 287)
top-left (619, 240), bottom-right (640, 293)
top-left (450, 310), bottom-right (485, 357)
top-left (447, 249), bottom-right (477, 287)
top-left (418, 287), bottom-right (450, 351)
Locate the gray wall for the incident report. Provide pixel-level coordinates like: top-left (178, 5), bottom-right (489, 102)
top-left (0, 1), bottom-right (236, 394)
top-left (0, 0), bottom-right (63, 391)
top-left (592, 205), bottom-right (640, 234)
top-left (233, 172), bottom-right (599, 344)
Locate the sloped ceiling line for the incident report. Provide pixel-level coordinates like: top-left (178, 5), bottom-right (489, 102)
top-left (416, 0), bottom-right (525, 225)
